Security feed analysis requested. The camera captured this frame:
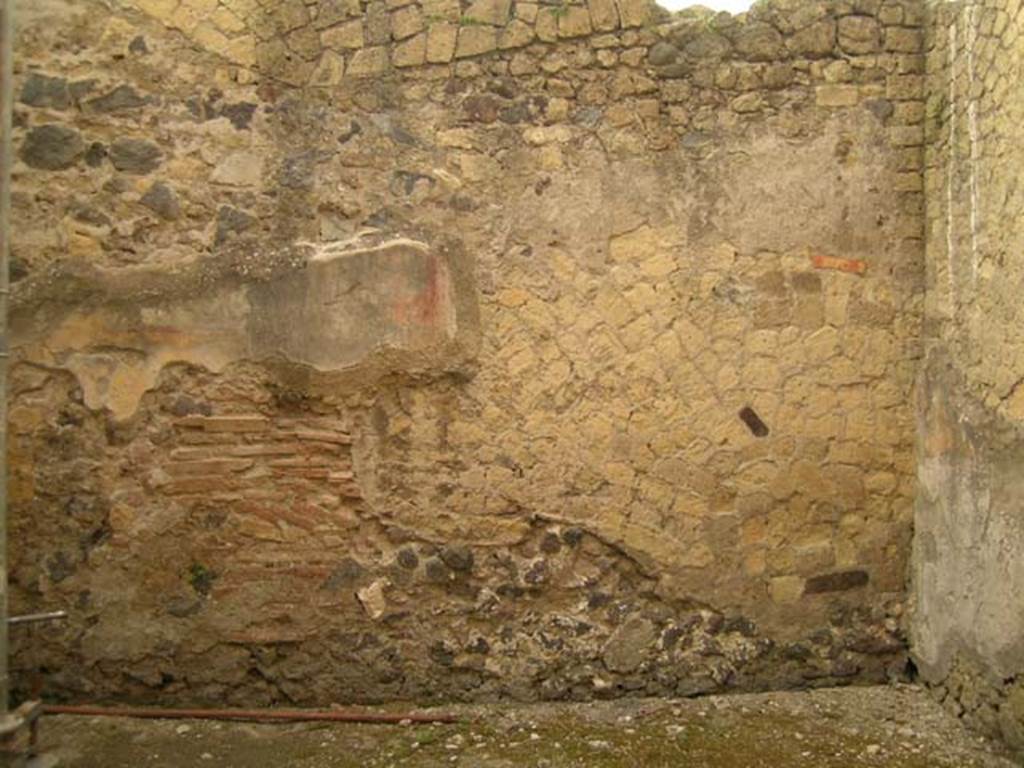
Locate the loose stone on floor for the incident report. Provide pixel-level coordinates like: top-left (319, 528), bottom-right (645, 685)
top-left (39, 685), bottom-right (1018, 768)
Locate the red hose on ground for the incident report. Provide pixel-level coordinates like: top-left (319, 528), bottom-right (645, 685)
top-left (43, 704), bottom-right (459, 724)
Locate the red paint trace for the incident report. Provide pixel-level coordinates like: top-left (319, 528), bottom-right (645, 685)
top-left (811, 254), bottom-right (868, 275)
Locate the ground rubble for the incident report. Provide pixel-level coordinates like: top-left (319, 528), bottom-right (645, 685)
top-left (39, 683), bottom-right (1020, 767)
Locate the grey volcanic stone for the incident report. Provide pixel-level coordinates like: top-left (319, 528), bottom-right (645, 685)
top-left (603, 615), bottom-right (658, 673)
top-left (19, 124), bottom-right (84, 170)
top-left (140, 182), bottom-right (181, 220)
top-left (441, 544), bottom-right (474, 572)
top-left (648, 41), bottom-right (679, 66)
top-left (788, 20), bottom-right (835, 58)
top-left (682, 31), bottom-right (732, 59)
top-left (85, 84), bottom-right (149, 113)
top-left (214, 206), bottom-right (255, 246)
top-left (20, 73), bottom-right (71, 109)
top-left (84, 142), bottom-right (107, 167)
top-left (735, 23), bottom-right (784, 61)
top-left (110, 139), bottom-right (162, 174)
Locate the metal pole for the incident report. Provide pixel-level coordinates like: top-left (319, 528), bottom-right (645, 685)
top-left (0, 0), bottom-right (13, 720)
top-left (43, 704), bottom-right (459, 725)
top-left (8, 612), bottom-right (67, 627)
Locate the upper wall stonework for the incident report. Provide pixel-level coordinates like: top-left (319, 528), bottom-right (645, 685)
top-left (8, 0), bottom-right (926, 706)
top-left (119, 0), bottom-right (929, 93)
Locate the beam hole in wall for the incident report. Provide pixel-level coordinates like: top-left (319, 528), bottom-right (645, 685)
top-left (738, 406), bottom-right (770, 437)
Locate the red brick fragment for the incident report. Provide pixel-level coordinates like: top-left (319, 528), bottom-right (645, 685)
top-left (165, 459), bottom-right (254, 477)
top-left (268, 457), bottom-right (331, 468)
top-left (336, 483), bottom-right (362, 498)
top-left (170, 447), bottom-right (214, 461)
top-left (271, 467), bottom-right (332, 480)
top-left (175, 415), bottom-right (269, 432)
top-left (230, 443), bottom-right (302, 457)
top-left (178, 433), bottom-right (235, 445)
top-left (165, 476), bottom-right (240, 495)
top-left (293, 429), bottom-right (353, 445)
top-left (810, 254), bottom-right (867, 275)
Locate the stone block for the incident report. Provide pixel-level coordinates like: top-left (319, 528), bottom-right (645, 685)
top-left (815, 84), bottom-right (860, 107)
top-left (892, 172), bottom-right (923, 192)
top-left (365, 1), bottom-right (392, 43)
top-left (770, 576), bottom-right (804, 604)
top-left (886, 74), bottom-right (923, 100)
top-left (391, 6), bottom-right (425, 38)
top-left (877, 4), bottom-right (903, 24)
top-left (609, 225), bottom-right (674, 262)
top-left (558, 6), bottom-right (593, 38)
top-left (393, 33), bottom-right (427, 66)
top-left (732, 92), bottom-right (764, 113)
top-left (536, 8), bottom-right (559, 41)
top-left (615, 0), bottom-right (649, 28)
top-left (347, 45), bottom-right (390, 75)
top-left (788, 20), bottom-right (836, 58)
top-left (211, 151), bottom-right (263, 186)
top-left (455, 25), bottom-right (498, 57)
top-left (999, 683), bottom-right (1024, 751)
top-left (735, 23), bottom-right (784, 61)
top-left (838, 15), bottom-right (881, 54)
top-left (884, 27), bottom-right (922, 53)
top-left (286, 25), bottom-right (323, 60)
top-left (422, 0), bottom-right (461, 20)
top-left (463, 0), bottom-right (511, 25)
top-left (321, 19), bottom-right (365, 49)
top-left (889, 125), bottom-right (923, 146)
top-left (427, 22), bottom-right (458, 62)
top-left (307, 49), bottom-right (345, 85)
top-left (499, 20), bottom-right (535, 49)
top-left (588, 0), bottom-right (619, 32)
top-left (516, 2), bottom-right (539, 22)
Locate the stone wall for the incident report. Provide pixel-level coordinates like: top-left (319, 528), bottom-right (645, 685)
top-left (7, 0), bottom-right (925, 705)
top-left (912, 0), bottom-right (1024, 752)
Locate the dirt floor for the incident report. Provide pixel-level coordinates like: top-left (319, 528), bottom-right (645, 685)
top-left (36, 684), bottom-right (1020, 767)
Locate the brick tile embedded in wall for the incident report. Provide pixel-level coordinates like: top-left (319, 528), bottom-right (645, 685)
top-left (175, 415), bottom-right (270, 432)
top-left (164, 458), bottom-right (255, 476)
top-left (163, 413), bottom-right (362, 502)
top-left (811, 254), bottom-right (869, 275)
top-left (229, 443), bottom-right (306, 457)
top-left (165, 476), bottom-right (243, 496)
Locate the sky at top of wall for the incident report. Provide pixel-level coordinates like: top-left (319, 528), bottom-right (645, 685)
top-left (658, 0), bottom-right (754, 12)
